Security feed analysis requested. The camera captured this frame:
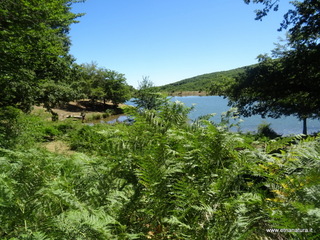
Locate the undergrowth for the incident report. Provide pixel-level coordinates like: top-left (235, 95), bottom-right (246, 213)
top-left (0, 103), bottom-right (319, 239)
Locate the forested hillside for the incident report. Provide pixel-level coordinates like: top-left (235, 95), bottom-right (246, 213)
top-left (157, 65), bottom-right (253, 93)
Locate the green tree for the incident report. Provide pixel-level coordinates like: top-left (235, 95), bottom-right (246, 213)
top-left (0, 107), bottom-right (21, 148)
top-left (79, 63), bottom-right (132, 106)
top-left (244, 0), bottom-right (320, 45)
top-left (133, 77), bottom-right (167, 110)
top-left (225, 51), bottom-right (320, 134)
top-left (103, 70), bottom-right (132, 106)
top-left (79, 62), bottom-right (107, 104)
top-left (208, 75), bottom-right (235, 96)
top-left (0, 0), bottom-right (85, 113)
top-left (237, 0), bottom-right (320, 134)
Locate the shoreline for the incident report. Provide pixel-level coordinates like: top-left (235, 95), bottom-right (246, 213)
top-left (163, 91), bottom-right (209, 96)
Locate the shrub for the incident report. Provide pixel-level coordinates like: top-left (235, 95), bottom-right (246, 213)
top-left (257, 122), bottom-right (280, 139)
top-left (102, 109), bottom-right (115, 118)
top-left (56, 122), bottom-right (76, 134)
top-left (68, 125), bottom-right (108, 152)
top-left (0, 106), bottom-right (22, 148)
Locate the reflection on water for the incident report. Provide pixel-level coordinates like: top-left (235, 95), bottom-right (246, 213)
top-left (86, 114), bottom-right (128, 126)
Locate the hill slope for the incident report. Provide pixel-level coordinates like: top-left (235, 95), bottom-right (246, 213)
top-left (157, 65), bottom-right (254, 93)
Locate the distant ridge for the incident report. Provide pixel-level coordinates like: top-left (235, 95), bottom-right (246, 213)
top-left (157, 65), bottom-right (255, 93)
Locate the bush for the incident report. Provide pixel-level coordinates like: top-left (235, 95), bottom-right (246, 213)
top-left (43, 126), bottom-right (60, 141)
top-left (257, 122), bottom-right (280, 139)
top-left (68, 125), bottom-right (108, 152)
top-left (102, 109), bottom-right (115, 118)
top-left (0, 106), bottom-right (22, 148)
top-left (56, 122), bottom-right (76, 134)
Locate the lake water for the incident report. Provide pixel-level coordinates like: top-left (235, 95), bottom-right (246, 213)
top-left (104, 96), bottom-right (319, 135)
top-left (168, 96), bottom-right (319, 135)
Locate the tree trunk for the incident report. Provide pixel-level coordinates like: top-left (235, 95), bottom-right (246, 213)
top-left (50, 109), bottom-right (59, 121)
top-left (302, 117), bottom-right (307, 135)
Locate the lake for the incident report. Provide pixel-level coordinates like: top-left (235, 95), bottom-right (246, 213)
top-left (169, 96), bottom-right (319, 135)
top-left (105, 96), bottom-right (319, 135)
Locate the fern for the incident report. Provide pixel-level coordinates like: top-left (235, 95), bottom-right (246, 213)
top-left (1, 99), bottom-right (320, 239)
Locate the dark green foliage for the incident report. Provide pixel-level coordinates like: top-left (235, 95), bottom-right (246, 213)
top-left (0, 107), bottom-right (22, 148)
top-left (244, 0), bottom-right (320, 46)
top-left (0, 108), bottom-right (80, 149)
top-left (78, 63), bottom-right (132, 106)
top-left (69, 125), bottom-right (109, 152)
top-left (257, 122), bottom-right (280, 139)
top-left (239, 0), bottom-right (320, 135)
top-left (243, 0), bottom-right (280, 21)
top-left (224, 50), bottom-right (320, 134)
top-left (0, 0), bottom-right (85, 113)
top-left (0, 107), bottom-right (52, 149)
top-left (134, 77), bottom-right (167, 110)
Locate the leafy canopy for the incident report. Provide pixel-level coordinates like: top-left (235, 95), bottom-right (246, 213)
top-left (78, 62), bottom-right (132, 106)
top-left (227, 0), bottom-right (320, 134)
top-left (0, 0), bottom-right (85, 112)
top-left (133, 77), bottom-right (167, 110)
top-left (244, 0), bottom-right (320, 45)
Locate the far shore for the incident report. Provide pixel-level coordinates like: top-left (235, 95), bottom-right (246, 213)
top-left (163, 91), bottom-right (209, 96)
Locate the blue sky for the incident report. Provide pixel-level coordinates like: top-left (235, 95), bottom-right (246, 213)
top-left (70, 0), bottom-right (293, 88)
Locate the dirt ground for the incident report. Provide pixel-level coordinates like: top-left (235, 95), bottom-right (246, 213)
top-left (33, 100), bottom-right (127, 121)
top-left (32, 94), bottom-right (208, 121)
top-left (44, 140), bottom-right (75, 155)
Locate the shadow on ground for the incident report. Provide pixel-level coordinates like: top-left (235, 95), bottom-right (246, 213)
top-left (59, 100), bottom-right (123, 114)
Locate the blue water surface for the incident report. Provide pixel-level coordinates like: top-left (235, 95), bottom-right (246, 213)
top-left (168, 96), bottom-right (319, 135)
